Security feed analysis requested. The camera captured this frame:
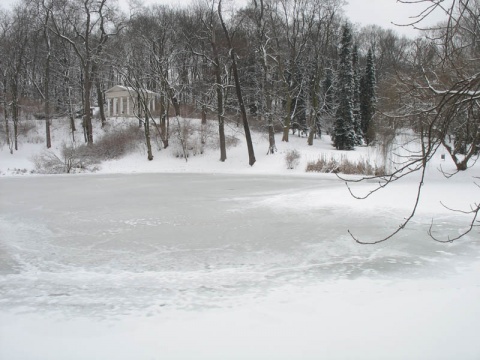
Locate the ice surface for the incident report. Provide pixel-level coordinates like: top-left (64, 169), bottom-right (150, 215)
top-left (1, 173), bottom-right (479, 359)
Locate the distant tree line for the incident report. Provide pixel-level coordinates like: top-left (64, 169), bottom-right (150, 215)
top-left (0, 0), bottom-right (478, 170)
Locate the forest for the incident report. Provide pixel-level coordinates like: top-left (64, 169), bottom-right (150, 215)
top-left (0, 0), bottom-right (478, 173)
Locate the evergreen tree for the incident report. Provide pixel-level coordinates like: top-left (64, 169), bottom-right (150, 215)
top-left (333, 23), bottom-right (356, 150)
top-left (360, 47), bottom-right (377, 145)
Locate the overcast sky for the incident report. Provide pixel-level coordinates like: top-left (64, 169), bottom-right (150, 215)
top-left (1, 0), bottom-right (449, 38)
top-left (345, 0), bottom-right (449, 37)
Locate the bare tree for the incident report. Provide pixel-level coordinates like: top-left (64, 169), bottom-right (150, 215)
top-left (343, 0), bottom-right (479, 244)
top-left (42, 0), bottom-right (52, 148)
top-left (0, 10), bottom-right (13, 154)
top-left (187, 1), bottom-right (228, 162)
top-left (243, 0), bottom-right (277, 154)
top-left (49, 0), bottom-right (122, 145)
top-left (218, 0), bottom-right (256, 166)
top-left (2, 5), bottom-right (31, 151)
top-left (267, 0), bottom-right (324, 142)
top-left (25, 0), bottom-right (55, 149)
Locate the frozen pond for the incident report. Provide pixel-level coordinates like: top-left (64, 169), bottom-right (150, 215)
top-left (1, 173), bottom-right (479, 359)
top-left (0, 173), bottom-right (472, 313)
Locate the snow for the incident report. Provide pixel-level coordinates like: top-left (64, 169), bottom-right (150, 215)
top-left (0, 117), bottom-right (479, 359)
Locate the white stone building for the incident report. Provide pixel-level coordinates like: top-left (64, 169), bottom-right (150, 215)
top-left (105, 85), bottom-right (157, 117)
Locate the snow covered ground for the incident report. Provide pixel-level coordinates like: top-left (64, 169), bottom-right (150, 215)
top-left (0, 118), bottom-right (479, 359)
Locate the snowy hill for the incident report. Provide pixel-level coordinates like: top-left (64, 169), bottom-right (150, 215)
top-left (0, 116), bottom-right (462, 177)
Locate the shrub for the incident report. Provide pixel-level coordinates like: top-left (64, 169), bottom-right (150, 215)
top-left (169, 119), bottom-right (240, 159)
top-left (306, 154), bottom-right (384, 175)
top-left (79, 124), bottom-right (143, 161)
top-left (19, 120), bottom-right (37, 135)
top-left (170, 118), bottom-right (196, 160)
top-left (224, 135), bottom-right (238, 148)
top-left (32, 125), bottom-right (144, 174)
top-left (305, 154), bottom-right (340, 173)
top-left (33, 143), bottom-right (88, 174)
top-left (285, 149), bottom-right (301, 169)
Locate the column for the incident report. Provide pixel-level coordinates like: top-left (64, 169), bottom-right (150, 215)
top-left (126, 97), bottom-right (130, 116)
top-left (120, 97), bottom-right (124, 115)
top-left (107, 98), bottom-right (110, 117)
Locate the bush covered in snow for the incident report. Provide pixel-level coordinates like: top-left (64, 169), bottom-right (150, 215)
top-left (33, 125), bottom-right (144, 173)
top-left (82, 124), bottom-right (144, 161)
top-left (285, 149), bottom-right (301, 169)
top-left (306, 153), bottom-right (384, 175)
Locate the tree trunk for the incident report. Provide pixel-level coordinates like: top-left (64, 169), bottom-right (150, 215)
top-left (229, 53), bottom-right (256, 165)
top-left (3, 77), bottom-right (12, 154)
top-left (69, 87), bottom-right (76, 142)
top-left (166, 102), bottom-right (170, 140)
top-left (201, 104), bottom-right (207, 125)
top-left (45, 50), bottom-right (52, 149)
top-left (201, 104), bottom-right (207, 148)
top-left (442, 136), bottom-right (477, 171)
top-left (4, 118), bottom-right (12, 154)
top-left (308, 69), bottom-right (320, 146)
top-left (13, 117), bottom-right (18, 151)
top-left (83, 117), bottom-right (88, 143)
top-left (65, 68), bottom-right (76, 137)
top-left (307, 106), bottom-right (317, 146)
top-left (211, 30), bottom-right (227, 162)
top-left (307, 123), bottom-right (315, 145)
top-left (266, 96), bottom-right (276, 154)
top-left (158, 85), bottom-right (169, 148)
top-left (44, 11), bottom-right (52, 149)
top-left (255, 0), bottom-right (276, 155)
top-left (282, 93), bottom-right (292, 142)
top-left (144, 111), bottom-right (153, 161)
top-left (4, 111), bottom-right (12, 154)
top-left (70, 115), bottom-right (76, 142)
top-left (262, 52), bottom-right (276, 154)
top-left (217, 87), bottom-right (227, 162)
top-left (218, 0), bottom-right (255, 166)
top-left (45, 106), bottom-right (51, 149)
top-left (84, 63), bottom-right (93, 145)
top-left (95, 70), bottom-right (106, 128)
top-left (11, 83), bottom-right (19, 151)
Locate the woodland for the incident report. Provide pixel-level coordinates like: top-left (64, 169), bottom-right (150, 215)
top-left (0, 0), bottom-right (475, 160)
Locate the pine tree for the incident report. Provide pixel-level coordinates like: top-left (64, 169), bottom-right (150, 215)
top-left (333, 23), bottom-right (356, 150)
top-left (360, 47), bottom-right (377, 145)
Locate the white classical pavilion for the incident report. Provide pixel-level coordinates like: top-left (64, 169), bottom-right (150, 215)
top-left (105, 85), bottom-right (157, 117)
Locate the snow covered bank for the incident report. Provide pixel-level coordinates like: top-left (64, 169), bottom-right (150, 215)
top-left (2, 270), bottom-right (480, 360)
